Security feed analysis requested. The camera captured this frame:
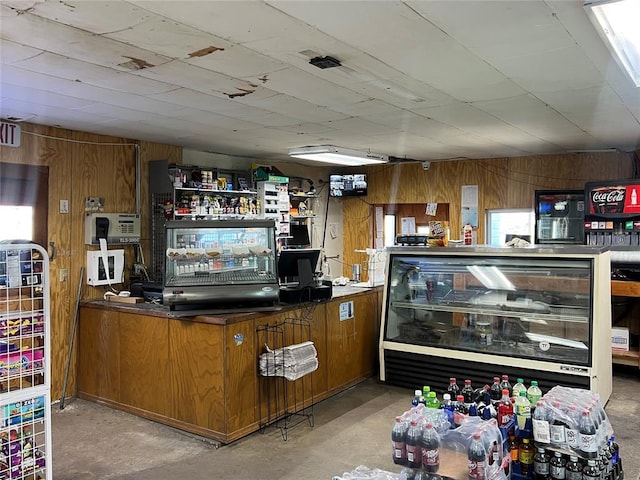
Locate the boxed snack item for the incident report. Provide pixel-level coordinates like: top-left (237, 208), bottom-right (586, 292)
top-left (427, 221), bottom-right (450, 247)
top-left (611, 327), bottom-right (629, 351)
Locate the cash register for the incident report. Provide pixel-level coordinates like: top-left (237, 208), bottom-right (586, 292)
top-left (277, 248), bottom-right (332, 304)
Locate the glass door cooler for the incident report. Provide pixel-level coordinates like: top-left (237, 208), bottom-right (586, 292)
top-left (163, 219), bottom-right (279, 310)
top-left (379, 246), bottom-right (612, 403)
top-left (534, 189), bottom-right (585, 244)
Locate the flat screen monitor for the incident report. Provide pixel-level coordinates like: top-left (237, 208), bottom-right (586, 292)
top-left (329, 174), bottom-right (367, 197)
top-left (277, 248), bottom-right (321, 288)
top-left (287, 223), bottom-right (311, 248)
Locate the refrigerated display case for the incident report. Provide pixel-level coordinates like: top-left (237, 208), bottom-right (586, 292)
top-left (379, 245), bottom-right (612, 404)
top-left (535, 190), bottom-right (585, 244)
top-left (163, 219), bottom-right (279, 310)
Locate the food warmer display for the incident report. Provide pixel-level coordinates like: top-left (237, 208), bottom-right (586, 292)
top-left (379, 245), bottom-right (612, 403)
top-left (163, 220), bottom-right (279, 310)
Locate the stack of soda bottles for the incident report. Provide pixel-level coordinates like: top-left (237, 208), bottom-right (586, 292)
top-left (529, 386), bottom-right (623, 480)
top-left (392, 381), bottom-right (511, 480)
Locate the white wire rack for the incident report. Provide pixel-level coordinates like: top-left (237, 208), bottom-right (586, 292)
top-left (0, 243), bottom-right (52, 480)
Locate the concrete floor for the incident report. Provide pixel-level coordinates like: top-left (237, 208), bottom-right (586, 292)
top-left (51, 366), bottom-right (640, 480)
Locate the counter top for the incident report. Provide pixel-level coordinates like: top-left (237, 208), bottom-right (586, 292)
top-left (80, 284), bottom-right (381, 326)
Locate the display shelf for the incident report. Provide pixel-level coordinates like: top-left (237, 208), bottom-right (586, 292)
top-left (610, 280), bottom-right (640, 368)
top-left (0, 244), bottom-right (52, 480)
top-left (175, 186), bottom-right (257, 195)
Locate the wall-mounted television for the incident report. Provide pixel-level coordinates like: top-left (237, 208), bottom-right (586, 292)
top-left (329, 174), bottom-right (367, 197)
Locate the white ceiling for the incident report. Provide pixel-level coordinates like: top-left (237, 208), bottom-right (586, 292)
top-left (1, 0), bottom-right (639, 164)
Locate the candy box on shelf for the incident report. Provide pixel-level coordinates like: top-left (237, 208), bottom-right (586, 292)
top-left (0, 349), bottom-right (44, 378)
top-left (0, 396), bottom-right (45, 428)
top-left (611, 327), bottom-right (629, 351)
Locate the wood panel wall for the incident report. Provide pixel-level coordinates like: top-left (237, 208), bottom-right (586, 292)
top-left (0, 122), bottom-right (182, 401)
top-left (341, 152), bottom-right (636, 277)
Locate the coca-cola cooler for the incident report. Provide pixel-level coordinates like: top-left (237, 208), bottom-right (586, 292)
top-left (535, 190), bottom-right (585, 245)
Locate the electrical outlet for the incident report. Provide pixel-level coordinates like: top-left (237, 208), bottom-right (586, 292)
top-left (60, 199), bottom-right (69, 214)
top-left (60, 268), bottom-right (68, 282)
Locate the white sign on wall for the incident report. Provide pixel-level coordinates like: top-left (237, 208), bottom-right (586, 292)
top-left (0, 122), bottom-right (21, 147)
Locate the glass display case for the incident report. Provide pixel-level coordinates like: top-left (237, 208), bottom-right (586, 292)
top-left (163, 219), bottom-right (279, 310)
top-left (379, 245), bottom-right (612, 403)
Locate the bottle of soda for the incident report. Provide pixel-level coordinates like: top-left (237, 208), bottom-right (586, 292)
top-left (527, 380), bottom-right (542, 405)
top-left (549, 451), bottom-right (566, 480)
top-left (512, 378), bottom-right (527, 398)
top-left (427, 391), bottom-right (440, 409)
top-left (440, 393), bottom-right (454, 428)
top-left (565, 455), bottom-right (583, 480)
top-left (406, 419), bottom-right (422, 469)
top-left (391, 416), bottom-right (408, 465)
top-left (421, 421), bottom-right (440, 473)
top-left (549, 400), bottom-right (567, 448)
top-left (497, 389), bottom-right (514, 427)
top-left (609, 435), bottom-right (622, 480)
top-left (581, 459), bottom-right (600, 480)
top-left (500, 374), bottom-right (512, 397)
top-left (532, 400), bottom-right (551, 444)
top-left (533, 447), bottom-right (550, 480)
top-left (422, 385), bottom-right (431, 399)
top-left (454, 394), bottom-right (469, 427)
top-left (467, 431), bottom-right (487, 480)
top-left (462, 379), bottom-right (474, 406)
top-left (489, 376), bottom-right (502, 403)
top-left (413, 389), bottom-right (426, 407)
top-left (578, 408), bottom-right (598, 459)
top-left (515, 390), bottom-right (531, 430)
top-left (519, 438), bottom-right (534, 476)
top-left (564, 404), bottom-right (580, 451)
top-left (447, 377), bottom-right (460, 398)
top-left (508, 433), bottom-right (519, 471)
top-left (489, 440), bottom-right (500, 467)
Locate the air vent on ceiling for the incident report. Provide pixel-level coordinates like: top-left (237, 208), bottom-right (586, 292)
top-left (309, 55), bottom-right (341, 69)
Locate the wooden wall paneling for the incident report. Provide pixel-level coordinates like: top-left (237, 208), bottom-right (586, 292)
top-left (168, 318), bottom-right (225, 432)
top-left (119, 312), bottom-right (169, 415)
top-left (342, 198), bottom-right (373, 278)
top-left (224, 319), bottom-right (259, 433)
top-left (77, 306), bottom-right (120, 400)
top-left (325, 292), bottom-right (378, 392)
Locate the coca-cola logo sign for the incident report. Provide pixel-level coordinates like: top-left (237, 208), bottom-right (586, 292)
top-left (592, 189), bottom-right (624, 203)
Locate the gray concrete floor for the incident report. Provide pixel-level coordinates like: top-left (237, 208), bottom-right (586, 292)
top-left (51, 367), bottom-right (640, 480)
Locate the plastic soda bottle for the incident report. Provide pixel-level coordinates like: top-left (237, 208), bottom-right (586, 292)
top-left (497, 389), bottom-right (514, 427)
top-left (500, 375), bottom-right (512, 397)
top-left (440, 393), bottom-right (454, 428)
top-left (413, 389), bottom-right (426, 407)
top-left (515, 390), bottom-right (531, 430)
top-left (581, 459), bottom-right (599, 480)
top-left (532, 400), bottom-right (551, 444)
top-left (518, 438), bottom-right (534, 476)
top-left (467, 431), bottom-right (487, 480)
top-left (512, 378), bottom-right (527, 398)
top-left (489, 376), bottom-right (502, 404)
top-left (462, 379), bottom-right (474, 406)
top-left (564, 404), bottom-right (580, 450)
top-left (406, 419), bottom-right (422, 469)
top-left (527, 380), bottom-right (542, 405)
top-left (565, 455), bottom-right (583, 480)
top-left (578, 408), bottom-right (598, 458)
top-left (533, 447), bottom-right (550, 479)
top-left (422, 385), bottom-right (431, 398)
top-left (420, 421), bottom-right (440, 473)
top-left (508, 433), bottom-right (519, 470)
top-left (549, 400), bottom-right (567, 448)
top-left (454, 394), bottom-right (469, 427)
top-left (550, 451), bottom-right (566, 480)
top-left (391, 416), bottom-right (407, 465)
top-left (447, 377), bottom-right (461, 398)
top-left (427, 391), bottom-right (440, 409)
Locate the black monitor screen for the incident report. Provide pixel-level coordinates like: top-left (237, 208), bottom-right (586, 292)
top-left (277, 248), bottom-right (321, 287)
top-left (329, 174), bottom-right (367, 197)
top-left (287, 224), bottom-right (311, 248)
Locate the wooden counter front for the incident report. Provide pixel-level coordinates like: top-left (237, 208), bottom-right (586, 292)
top-left (77, 287), bottom-right (381, 443)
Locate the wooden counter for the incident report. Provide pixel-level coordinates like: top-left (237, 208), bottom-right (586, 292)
top-left (77, 287), bottom-right (382, 443)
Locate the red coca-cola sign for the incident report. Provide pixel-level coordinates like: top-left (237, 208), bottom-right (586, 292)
top-left (589, 186), bottom-right (626, 214)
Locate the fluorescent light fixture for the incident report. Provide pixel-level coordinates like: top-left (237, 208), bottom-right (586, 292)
top-left (288, 145), bottom-right (388, 166)
top-left (467, 265), bottom-right (516, 291)
top-left (585, 0), bottom-right (640, 87)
